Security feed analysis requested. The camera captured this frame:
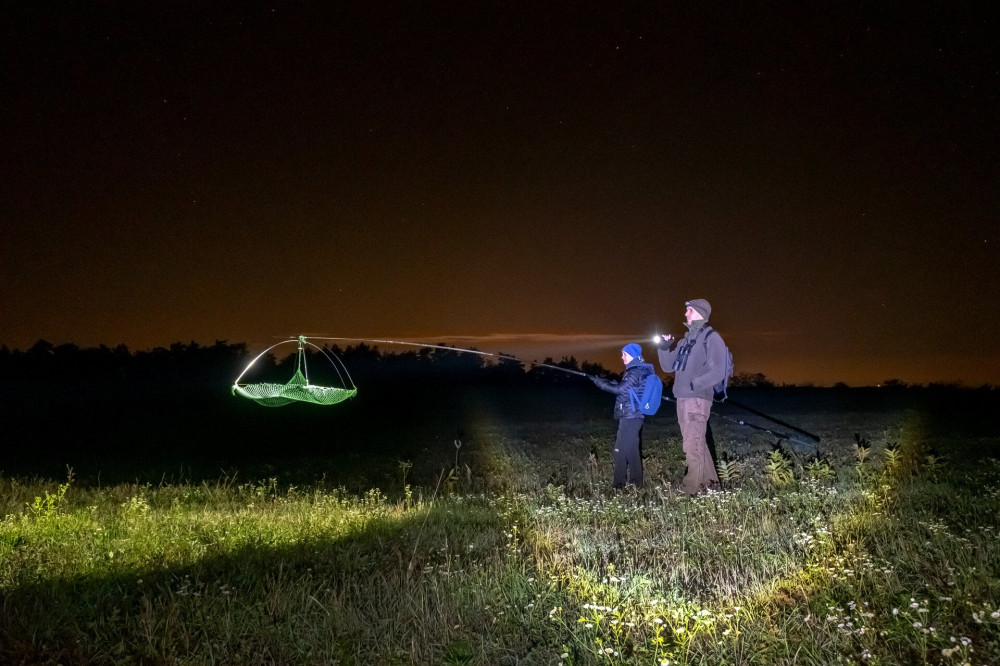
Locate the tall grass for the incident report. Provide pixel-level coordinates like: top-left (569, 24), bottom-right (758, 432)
top-left (2, 422), bottom-right (999, 664)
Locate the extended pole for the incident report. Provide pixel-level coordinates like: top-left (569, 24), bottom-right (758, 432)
top-left (524, 359), bottom-right (589, 377)
top-left (301, 336), bottom-right (590, 377)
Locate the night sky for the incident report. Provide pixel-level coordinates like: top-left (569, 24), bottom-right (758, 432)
top-left (2, 2), bottom-right (997, 386)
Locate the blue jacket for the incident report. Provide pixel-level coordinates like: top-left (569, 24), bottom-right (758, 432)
top-left (592, 359), bottom-right (655, 419)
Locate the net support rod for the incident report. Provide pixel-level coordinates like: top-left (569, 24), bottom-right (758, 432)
top-left (304, 336), bottom-right (590, 377)
top-left (233, 339), bottom-right (300, 386)
top-left (233, 337), bottom-right (357, 391)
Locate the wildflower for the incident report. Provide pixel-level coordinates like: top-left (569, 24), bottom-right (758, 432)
top-left (913, 621), bottom-right (922, 628)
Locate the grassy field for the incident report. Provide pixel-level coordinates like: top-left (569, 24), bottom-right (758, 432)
top-left (1, 387), bottom-right (999, 665)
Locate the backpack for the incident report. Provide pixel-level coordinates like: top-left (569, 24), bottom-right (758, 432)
top-left (703, 327), bottom-right (734, 401)
top-left (629, 372), bottom-right (664, 415)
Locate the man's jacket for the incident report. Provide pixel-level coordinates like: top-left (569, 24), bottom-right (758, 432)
top-left (658, 324), bottom-right (728, 400)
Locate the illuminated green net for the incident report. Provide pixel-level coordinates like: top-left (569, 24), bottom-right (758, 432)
top-left (233, 369), bottom-right (357, 407)
top-left (233, 337), bottom-right (357, 407)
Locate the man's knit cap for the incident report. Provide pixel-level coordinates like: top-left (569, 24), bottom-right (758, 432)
top-left (686, 298), bottom-right (712, 320)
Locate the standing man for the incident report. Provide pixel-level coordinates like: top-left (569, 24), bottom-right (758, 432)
top-left (657, 299), bottom-right (727, 495)
top-left (590, 343), bottom-right (655, 489)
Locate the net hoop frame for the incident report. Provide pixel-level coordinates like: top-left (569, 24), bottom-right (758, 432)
top-left (232, 336), bottom-right (357, 407)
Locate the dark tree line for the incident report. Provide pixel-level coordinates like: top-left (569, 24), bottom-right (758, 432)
top-left (0, 340), bottom-right (615, 404)
top-left (10, 340), bottom-right (986, 399)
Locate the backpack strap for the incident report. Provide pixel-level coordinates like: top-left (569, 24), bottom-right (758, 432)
top-left (628, 388), bottom-right (640, 411)
top-left (701, 325), bottom-right (715, 350)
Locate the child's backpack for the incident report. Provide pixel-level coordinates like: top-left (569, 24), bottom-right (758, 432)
top-left (703, 327), bottom-right (734, 402)
top-left (629, 372), bottom-right (664, 415)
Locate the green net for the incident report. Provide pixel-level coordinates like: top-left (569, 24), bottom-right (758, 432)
top-left (233, 369), bottom-right (357, 407)
top-left (232, 337), bottom-right (357, 407)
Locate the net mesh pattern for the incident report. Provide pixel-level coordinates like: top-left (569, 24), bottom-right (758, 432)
top-left (234, 369), bottom-right (357, 407)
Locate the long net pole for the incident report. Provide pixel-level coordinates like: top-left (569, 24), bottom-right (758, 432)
top-left (302, 336), bottom-right (590, 377)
